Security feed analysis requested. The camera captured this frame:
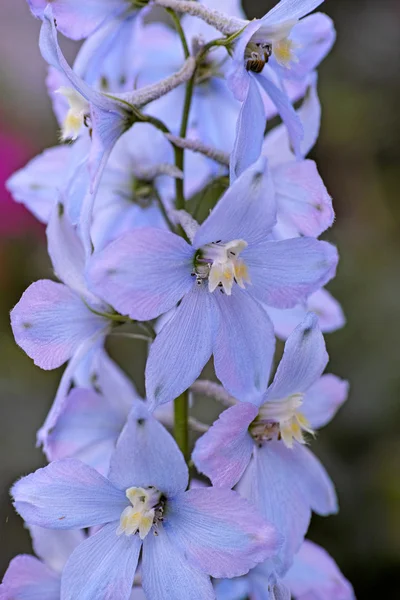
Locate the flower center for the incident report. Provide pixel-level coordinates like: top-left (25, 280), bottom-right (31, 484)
top-left (56, 87), bottom-right (90, 141)
top-left (193, 239), bottom-right (251, 295)
top-left (117, 486), bottom-right (164, 539)
top-left (250, 393), bottom-right (314, 449)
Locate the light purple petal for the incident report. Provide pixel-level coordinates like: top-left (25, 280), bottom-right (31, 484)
top-left (230, 75), bottom-right (266, 182)
top-left (194, 157), bottom-right (277, 248)
top-left (192, 403), bottom-right (258, 488)
top-left (302, 374), bottom-right (349, 430)
top-left (256, 74), bottom-right (303, 159)
top-left (61, 522), bottom-right (141, 600)
top-left (88, 228), bottom-right (194, 320)
top-left (45, 388), bottom-right (129, 476)
top-left (272, 159), bottom-right (334, 238)
top-left (5, 145), bottom-right (70, 224)
top-left (29, 526), bottom-right (86, 573)
top-left (12, 459), bottom-right (127, 529)
top-left (213, 287), bottom-right (275, 403)
top-left (214, 577), bottom-right (250, 600)
top-left (108, 401), bottom-right (189, 494)
top-left (146, 284), bottom-right (217, 408)
top-left (264, 313), bottom-right (328, 401)
top-left (10, 280), bottom-right (108, 370)
top-left (240, 442), bottom-right (313, 574)
top-left (277, 13), bottom-right (336, 81)
top-left (261, 0), bottom-right (325, 26)
top-left (228, 20), bottom-right (262, 102)
top-left (0, 555), bottom-right (60, 600)
top-left (141, 525), bottom-right (214, 600)
top-left (166, 488), bottom-right (279, 578)
top-left (284, 540), bottom-right (355, 600)
top-left (46, 203), bottom-right (97, 301)
top-left (263, 73), bottom-right (320, 166)
top-left (245, 237), bottom-right (338, 309)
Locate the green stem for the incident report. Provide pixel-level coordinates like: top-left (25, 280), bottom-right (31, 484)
top-left (166, 9), bottom-right (190, 59)
top-left (174, 390), bottom-right (190, 461)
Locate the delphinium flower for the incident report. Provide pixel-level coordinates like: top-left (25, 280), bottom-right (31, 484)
top-left (192, 313), bottom-right (348, 574)
top-left (12, 403), bottom-right (280, 600)
top-left (89, 158), bottom-right (338, 407)
top-left (214, 539), bottom-right (355, 600)
top-left (10, 203), bottom-right (112, 443)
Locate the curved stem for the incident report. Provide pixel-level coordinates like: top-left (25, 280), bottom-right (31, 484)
top-left (166, 8), bottom-right (190, 59)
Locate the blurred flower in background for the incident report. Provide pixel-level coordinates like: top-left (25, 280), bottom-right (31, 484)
top-left (0, 1), bottom-right (399, 599)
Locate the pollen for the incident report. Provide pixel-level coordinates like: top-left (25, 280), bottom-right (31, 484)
top-left (56, 86), bottom-right (90, 141)
top-left (117, 486), bottom-right (161, 539)
top-left (273, 38), bottom-right (299, 69)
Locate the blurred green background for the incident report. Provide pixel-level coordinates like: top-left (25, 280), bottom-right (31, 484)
top-left (0, 0), bottom-right (399, 597)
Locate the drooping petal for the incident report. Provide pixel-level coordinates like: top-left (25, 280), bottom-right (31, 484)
top-left (146, 284), bottom-right (217, 408)
top-left (61, 522), bottom-right (142, 600)
top-left (166, 487), bottom-right (279, 578)
top-left (272, 159), bottom-right (334, 239)
top-left (10, 280), bottom-right (108, 370)
top-left (0, 555), bottom-right (61, 600)
top-left (302, 374), bottom-right (349, 430)
top-left (261, 0), bottom-right (324, 28)
top-left (141, 525), bottom-right (214, 600)
top-left (88, 228), bottom-right (194, 321)
top-left (263, 73), bottom-right (320, 166)
top-left (267, 287), bottom-right (345, 340)
top-left (284, 540), bottom-right (355, 600)
top-left (228, 20), bottom-right (262, 102)
top-left (47, 202), bottom-right (99, 302)
top-left (230, 75), bottom-right (266, 182)
top-left (245, 237), bottom-right (338, 309)
top-left (263, 313), bottom-right (328, 402)
top-left (192, 403), bottom-right (258, 489)
top-left (29, 526), bottom-right (86, 573)
top-left (12, 459), bottom-right (127, 529)
top-left (256, 74), bottom-right (303, 159)
top-left (45, 388), bottom-right (129, 476)
top-left (5, 145), bottom-right (71, 224)
top-left (108, 401), bottom-right (189, 495)
top-left (213, 287), bottom-right (275, 403)
top-left (194, 157), bottom-right (276, 248)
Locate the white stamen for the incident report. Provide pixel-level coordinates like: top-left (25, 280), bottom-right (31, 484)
top-left (198, 239), bottom-right (250, 295)
top-left (56, 86), bottom-right (90, 141)
top-left (117, 486), bottom-right (161, 539)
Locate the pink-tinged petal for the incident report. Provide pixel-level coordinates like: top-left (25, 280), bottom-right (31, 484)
top-left (267, 288), bottom-right (345, 340)
top-left (272, 160), bottom-right (334, 239)
top-left (213, 287), bottom-right (275, 403)
top-left (230, 75), bottom-right (266, 182)
top-left (264, 313), bottom-right (328, 401)
top-left (5, 145), bottom-right (71, 224)
top-left (142, 525), bottom-right (214, 600)
top-left (285, 540), bottom-right (355, 600)
top-left (261, 0), bottom-right (324, 27)
top-left (61, 522), bottom-right (141, 600)
top-left (256, 74), bottom-right (303, 159)
top-left (88, 228), bottom-right (194, 321)
top-left (108, 401), bottom-right (189, 495)
top-left (45, 388), bottom-right (129, 476)
top-left (194, 158), bottom-right (276, 248)
top-left (29, 526), bottom-right (86, 573)
top-left (10, 280), bottom-right (108, 370)
top-left (302, 374), bottom-right (349, 430)
top-left (0, 555), bottom-right (60, 600)
top-left (12, 459), bottom-right (127, 529)
top-left (146, 284), bottom-right (217, 408)
top-left (245, 238), bottom-right (338, 309)
top-left (166, 488), bottom-right (280, 578)
top-left (192, 403), bottom-right (258, 488)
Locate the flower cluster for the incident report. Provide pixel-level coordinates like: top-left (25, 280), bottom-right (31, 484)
top-left (2, 1), bottom-right (354, 599)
